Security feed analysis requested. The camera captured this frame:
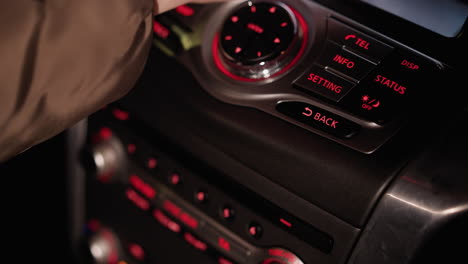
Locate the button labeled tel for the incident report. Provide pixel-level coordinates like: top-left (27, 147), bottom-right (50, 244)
top-left (327, 18), bottom-right (393, 62)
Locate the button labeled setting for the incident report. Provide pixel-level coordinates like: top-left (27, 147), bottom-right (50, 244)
top-left (327, 18), bottom-right (393, 62)
top-left (294, 65), bottom-right (356, 102)
top-left (276, 102), bottom-right (360, 138)
top-left (318, 42), bottom-right (376, 81)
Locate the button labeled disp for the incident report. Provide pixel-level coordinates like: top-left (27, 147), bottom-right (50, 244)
top-left (276, 102), bottom-right (360, 138)
top-left (294, 65), bottom-right (356, 102)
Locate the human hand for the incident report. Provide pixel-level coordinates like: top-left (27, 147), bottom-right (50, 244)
top-left (155, 0), bottom-right (235, 14)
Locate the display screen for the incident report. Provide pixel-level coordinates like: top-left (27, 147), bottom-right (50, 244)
top-left (360, 0), bottom-right (468, 37)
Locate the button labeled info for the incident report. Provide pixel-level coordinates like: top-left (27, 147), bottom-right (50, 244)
top-left (277, 102), bottom-right (360, 138)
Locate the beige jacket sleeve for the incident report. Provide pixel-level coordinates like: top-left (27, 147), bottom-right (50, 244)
top-left (0, 0), bottom-right (154, 161)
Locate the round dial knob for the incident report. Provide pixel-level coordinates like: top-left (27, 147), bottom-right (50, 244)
top-left (260, 248), bottom-right (304, 264)
top-left (221, 2), bottom-right (295, 65)
top-left (215, 1), bottom-right (307, 80)
top-left (88, 229), bottom-right (121, 264)
top-left (82, 128), bottom-right (126, 182)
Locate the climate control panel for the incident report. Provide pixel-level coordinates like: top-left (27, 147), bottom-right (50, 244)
top-left (80, 106), bottom-right (356, 264)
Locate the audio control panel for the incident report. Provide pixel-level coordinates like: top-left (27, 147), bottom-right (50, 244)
top-left (151, 0), bottom-right (449, 153)
top-left (81, 106), bottom-right (357, 264)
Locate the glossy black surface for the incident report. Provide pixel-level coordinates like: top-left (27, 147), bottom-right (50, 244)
top-left (276, 101), bottom-right (360, 138)
top-left (220, 2), bottom-right (296, 64)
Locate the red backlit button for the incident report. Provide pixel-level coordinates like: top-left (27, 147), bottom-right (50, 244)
top-left (153, 209), bottom-right (182, 233)
top-left (147, 158), bottom-right (158, 169)
top-left (125, 189), bottom-right (151, 211)
top-left (248, 222), bottom-right (263, 239)
top-left (317, 42), bottom-right (376, 81)
top-left (218, 237), bottom-right (231, 252)
top-left (175, 5), bottom-right (195, 17)
top-left (276, 101), bottom-right (360, 138)
top-left (129, 174), bottom-right (157, 199)
top-left (221, 206), bottom-right (236, 221)
top-left (327, 18), bottom-right (393, 63)
top-left (195, 190), bottom-right (208, 203)
top-left (127, 243), bottom-right (146, 262)
top-left (169, 173), bottom-right (182, 185)
top-left (339, 51), bottom-right (434, 124)
top-left (294, 65), bottom-right (356, 102)
top-left (184, 232), bottom-right (208, 252)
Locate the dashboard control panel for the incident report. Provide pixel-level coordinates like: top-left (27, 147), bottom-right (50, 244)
top-left (80, 106), bottom-right (357, 264)
top-left (150, 0), bottom-right (448, 153)
top-left (70, 1), bottom-right (467, 264)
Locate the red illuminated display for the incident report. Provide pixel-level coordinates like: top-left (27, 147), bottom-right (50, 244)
top-left (126, 189), bottom-right (150, 211)
top-left (129, 175), bottom-right (156, 199)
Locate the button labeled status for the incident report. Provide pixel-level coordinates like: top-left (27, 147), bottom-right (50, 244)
top-left (294, 65), bottom-right (356, 102)
top-left (327, 18), bottom-right (393, 62)
top-left (318, 42), bottom-right (376, 81)
top-left (276, 102), bottom-right (360, 138)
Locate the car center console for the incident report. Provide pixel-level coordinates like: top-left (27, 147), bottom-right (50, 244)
top-left (67, 1), bottom-right (468, 264)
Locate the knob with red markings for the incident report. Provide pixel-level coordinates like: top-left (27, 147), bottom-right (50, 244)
top-left (260, 248), bottom-right (304, 264)
top-left (88, 228), bottom-right (122, 264)
top-left (83, 128), bottom-right (127, 183)
top-left (216, 1), bottom-right (307, 80)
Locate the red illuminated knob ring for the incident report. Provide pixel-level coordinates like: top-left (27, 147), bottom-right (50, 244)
top-left (212, 1), bottom-right (309, 82)
top-left (261, 248), bottom-right (304, 264)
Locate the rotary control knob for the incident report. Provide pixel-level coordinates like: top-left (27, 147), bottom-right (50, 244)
top-left (260, 248), bottom-right (304, 264)
top-left (82, 128), bottom-right (127, 182)
top-left (215, 1), bottom-right (307, 80)
top-left (88, 229), bottom-right (122, 264)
